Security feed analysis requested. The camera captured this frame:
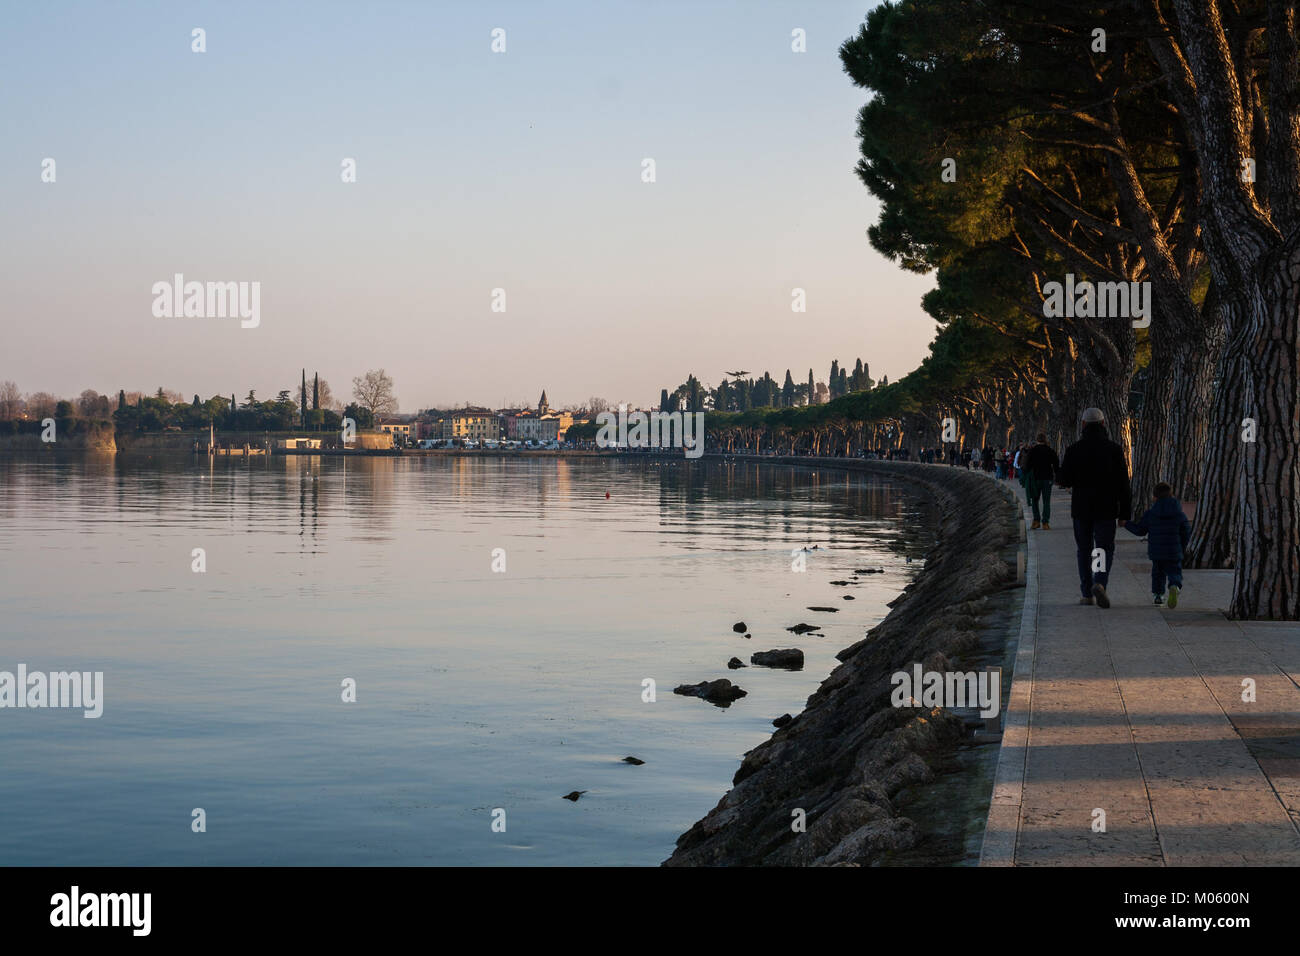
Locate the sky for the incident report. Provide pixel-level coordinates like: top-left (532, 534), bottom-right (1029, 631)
top-left (0, 0), bottom-right (937, 412)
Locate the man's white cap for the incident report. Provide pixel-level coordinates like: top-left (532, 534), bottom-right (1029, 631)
top-left (1082, 407), bottom-right (1105, 423)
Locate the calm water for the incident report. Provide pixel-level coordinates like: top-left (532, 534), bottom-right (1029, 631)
top-left (0, 453), bottom-right (933, 865)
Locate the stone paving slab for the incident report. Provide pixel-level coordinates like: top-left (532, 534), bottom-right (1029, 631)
top-left (981, 477), bottom-right (1300, 866)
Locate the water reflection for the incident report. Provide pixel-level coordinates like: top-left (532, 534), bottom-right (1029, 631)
top-left (0, 452), bottom-right (935, 865)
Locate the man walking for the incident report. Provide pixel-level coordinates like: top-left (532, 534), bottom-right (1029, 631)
top-left (1054, 408), bottom-right (1132, 608)
top-left (1024, 433), bottom-right (1060, 530)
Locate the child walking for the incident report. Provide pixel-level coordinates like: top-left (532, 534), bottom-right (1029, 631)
top-left (1123, 482), bottom-right (1192, 607)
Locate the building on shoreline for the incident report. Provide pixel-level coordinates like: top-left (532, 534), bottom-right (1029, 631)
top-left (439, 408), bottom-right (497, 442)
top-left (376, 419), bottom-right (416, 443)
top-left (508, 390), bottom-right (574, 442)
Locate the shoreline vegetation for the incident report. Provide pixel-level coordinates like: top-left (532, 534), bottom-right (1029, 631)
top-left (665, 457), bottom-right (1019, 866)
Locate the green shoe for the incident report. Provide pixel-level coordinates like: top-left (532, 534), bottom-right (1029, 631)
top-left (1167, 586), bottom-right (1179, 609)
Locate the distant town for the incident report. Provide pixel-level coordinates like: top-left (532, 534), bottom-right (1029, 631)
top-left (0, 357), bottom-right (885, 454)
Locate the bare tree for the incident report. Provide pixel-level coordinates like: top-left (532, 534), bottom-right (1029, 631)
top-left (77, 389), bottom-right (112, 418)
top-left (0, 381), bottom-right (20, 419)
top-left (25, 392), bottom-right (58, 419)
top-left (588, 397), bottom-right (610, 415)
top-left (352, 369), bottom-right (398, 418)
top-left (316, 378), bottom-right (338, 412)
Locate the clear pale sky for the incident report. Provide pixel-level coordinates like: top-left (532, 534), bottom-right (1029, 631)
top-left (1, 0), bottom-right (936, 411)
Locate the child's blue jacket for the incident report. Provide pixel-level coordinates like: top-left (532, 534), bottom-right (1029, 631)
top-left (1125, 496), bottom-right (1191, 561)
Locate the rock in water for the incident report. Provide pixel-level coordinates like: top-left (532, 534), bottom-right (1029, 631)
top-left (843, 596), bottom-right (855, 601)
top-left (673, 679), bottom-right (748, 705)
top-left (622, 757), bottom-right (645, 765)
top-left (732, 621), bottom-right (747, 633)
top-left (807, 606), bottom-right (839, 612)
top-left (665, 461), bottom-right (1017, 867)
top-left (562, 790), bottom-right (587, 801)
top-left (786, 623), bottom-right (821, 634)
top-left (751, 649), bottom-right (804, 669)
top-left (772, 713), bottom-right (793, 728)
top-left (727, 657), bottom-right (747, 669)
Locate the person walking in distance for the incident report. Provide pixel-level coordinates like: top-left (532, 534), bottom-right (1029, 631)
top-left (1025, 433), bottom-right (1060, 530)
top-left (1054, 408), bottom-right (1132, 607)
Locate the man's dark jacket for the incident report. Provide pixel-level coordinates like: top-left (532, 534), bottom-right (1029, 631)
top-left (1025, 442), bottom-right (1059, 482)
top-left (1054, 423), bottom-right (1132, 521)
top-left (1125, 496), bottom-right (1191, 561)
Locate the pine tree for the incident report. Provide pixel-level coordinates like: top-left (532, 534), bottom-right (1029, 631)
top-left (686, 375), bottom-right (703, 413)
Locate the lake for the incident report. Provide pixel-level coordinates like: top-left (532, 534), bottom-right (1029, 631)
top-left (0, 453), bottom-right (933, 865)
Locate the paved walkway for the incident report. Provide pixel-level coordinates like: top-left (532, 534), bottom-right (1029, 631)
top-left (981, 481), bottom-right (1300, 865)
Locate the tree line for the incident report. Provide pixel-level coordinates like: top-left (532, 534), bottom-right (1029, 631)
top-left (695, 2), bottom-right (1300, 620)
top-left (659, 359), bottom-right (882, 414)
top-left (0, 369), bottom-right (400, 434)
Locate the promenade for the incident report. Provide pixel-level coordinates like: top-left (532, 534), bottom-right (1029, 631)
top-left (982, 480), bottom-right (1300, 865)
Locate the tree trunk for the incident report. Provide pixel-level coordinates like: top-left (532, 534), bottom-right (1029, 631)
top-left (1132, 345), bottom-right (1174, 509)
top-left (1165, 314), bottom-right (1223, 504)
top-left (1229, 274), bottom-right (1300, 618)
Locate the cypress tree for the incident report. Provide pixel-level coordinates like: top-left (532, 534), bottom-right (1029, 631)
top-left (807, 369), bottom-right (815, 405)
